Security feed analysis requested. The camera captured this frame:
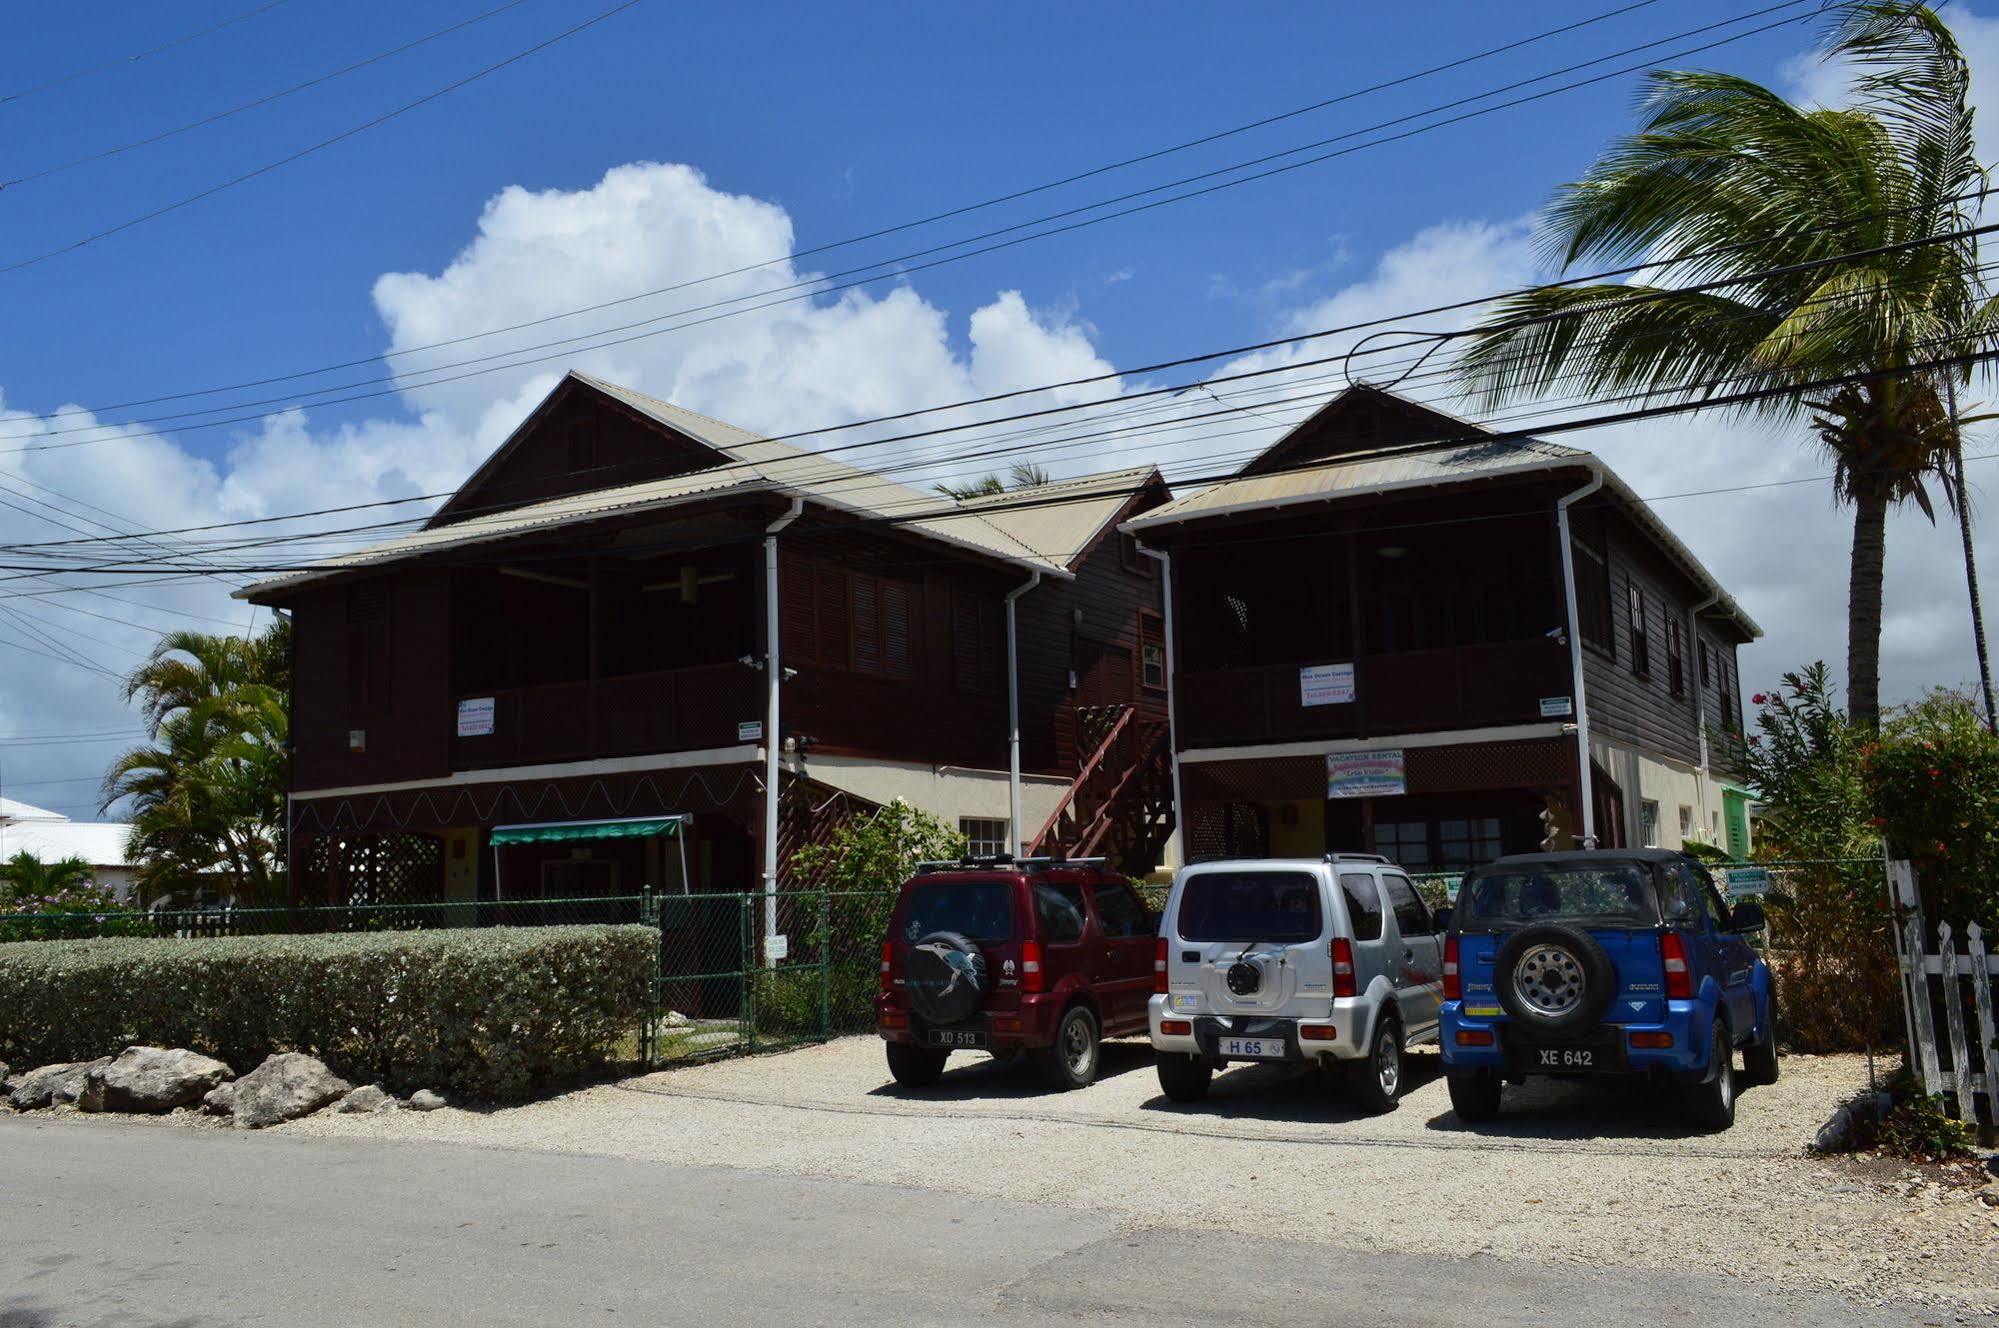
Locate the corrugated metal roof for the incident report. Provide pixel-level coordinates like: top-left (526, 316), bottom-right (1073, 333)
top-left (954, 465), bottom-right (1158, 567)
top-left (0, 818), bottom-right (133, 869)
top-left (241, 371), bottom-right (1080, 599)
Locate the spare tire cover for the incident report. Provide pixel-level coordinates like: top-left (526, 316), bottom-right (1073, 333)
top-left (904, 931), bottom-right (990, 1026)
top-left (1494, 923), bottom-right (1617, 1037)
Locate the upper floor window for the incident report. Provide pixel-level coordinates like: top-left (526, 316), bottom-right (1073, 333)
top-left (1698, 638), bottom-right (1711, 687)
top-left (782, 558), bottom-right (914, 680)
top-left (1627, 579), bottom-right (1650, 678)
top-left (1139, 610), bottom-right (1166, 692)
top-left (952, 588), bottom-right (1005, 695)
top-left (1666, 616), bottom-right (1686, 697)
top-left (1119, 532), bottom-right (1153, 577)
top-left (1573, 527), bottom-right (1613, 656)
top-left (345, 582), bottom-right (391, 713)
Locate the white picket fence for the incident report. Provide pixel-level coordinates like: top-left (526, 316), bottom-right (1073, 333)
top-left (1901, 915), bottom-right (1999, 1123)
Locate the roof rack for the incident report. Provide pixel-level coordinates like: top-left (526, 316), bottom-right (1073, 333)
top-left (1326, 852), bottom-right (1390, 864)
top-left (913, 854), bottom-right (1109, 875)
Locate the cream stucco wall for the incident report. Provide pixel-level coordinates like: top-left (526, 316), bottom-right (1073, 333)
top-left (788, 754), bottom-right (1070, 847)
top-left (1589, 736), bottom-right (1730, 852)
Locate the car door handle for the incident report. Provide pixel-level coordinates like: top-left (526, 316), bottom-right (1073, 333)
top-left (1403, 949), bottom-right (1414, 961)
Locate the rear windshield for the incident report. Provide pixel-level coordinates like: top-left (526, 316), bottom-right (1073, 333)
top-left (1458, 865), bottom-right (1658, 926)
top-left (1176, 871), bottom-right (1322, 943)
top-left (898, 881), bottom-right (1014, 942)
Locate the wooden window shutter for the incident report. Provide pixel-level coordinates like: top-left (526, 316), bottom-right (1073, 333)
top-left (849, 574), bottom-right (879, 675)
top-left (817, 566), bottom-right (850, 667)
top-left (345, 583), bottom-right (391, 712)
top-left (981, 600), bottom-right (1005, 693)
top-left (952, 591), bottom-right (981, 693)
top-left (882, 581), bottom-right (912, 679)
top-left (780, 558), bottom-right (816, 664)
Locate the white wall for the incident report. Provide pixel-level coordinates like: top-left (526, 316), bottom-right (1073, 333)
top-left (789, 754), bottom-right (1070, 849)
top-left (1590, 736), bottom-right (1726, 852)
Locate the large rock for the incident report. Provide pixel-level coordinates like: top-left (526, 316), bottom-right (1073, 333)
top-left (334, 1085), bottom-right (397, 1115)
top-left (226, 1053), bottom-right (352, 1129)
top-left (407, 1089), bottom-right (447, 1112)
top-left (78, 1047), bottom-right (233, 1114)
top-left (8, 1058), bottom-right (112, 1111)
top-left (202, 1081), bottom-right (237, 1116)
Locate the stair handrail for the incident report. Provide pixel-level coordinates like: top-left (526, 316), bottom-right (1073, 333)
top-left (1027, 703), bottom-right (1135, 855)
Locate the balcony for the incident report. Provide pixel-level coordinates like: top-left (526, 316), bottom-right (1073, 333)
top-left (1174, 638), bottom-right (1570, 750)
top-left (450, 663), bottom-right (764, 771)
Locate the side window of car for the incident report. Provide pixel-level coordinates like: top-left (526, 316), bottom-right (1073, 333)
top-left (1381, 873), bottom-right (1433, 936)
top-left (1034, 882), bottom-right (1088, 944)
top-left (1338, 873), bottom-right (1385, 942)
top-left (1699, 880), bottom-right (1732, 934)
top-left (1656, 861), bottom-right (1694, 923)
top-left (1091, 882), bottom-right (1150, 939)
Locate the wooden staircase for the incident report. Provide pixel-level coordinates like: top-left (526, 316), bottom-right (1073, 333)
top-left (1027, 703), bottom-right (1175, 873)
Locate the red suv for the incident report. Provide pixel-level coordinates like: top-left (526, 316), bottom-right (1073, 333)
top-left (876, 855), bottom-right (1157, 1090)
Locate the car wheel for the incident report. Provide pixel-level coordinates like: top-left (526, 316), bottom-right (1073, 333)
top-left (885, 1041), bottom-right (948, 1088)
top-left (1348, 1014), bottom-right (1404, 1115)
top-left (1155, 1051), bottom-right (1212, 1103)
top-left (1743, 990), bottom-right (1780, 1087)
top-left (1447, 1069), bottom-right (1503, 1123)
top-left (1682, 1018), bottom-right (1737, 1131)
top-left (1033, 1005), bottom-right (1101, 1090)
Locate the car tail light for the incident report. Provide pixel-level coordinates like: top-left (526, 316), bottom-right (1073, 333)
top-left (1443, 934), bottom-right (1462, 1002)
top-left (1022, 939), bottom-right (1044, 994)
top-left (1299, 1025), bottom-right (1338, 1042)
top-left (1629, 1031), bottom-right (1673, 1049)
top-left (1661, 931), bottom-right (1692, 1000)
top-left (880, 1011), bottom-right (909, 1030)
top-left (994, 1017), bottom-right (1024, 1033)
top-left (1330, 937), bottom-right (1356, 999)
top-left (1455, 1029), bottom-right (1494, 1047)
top-left (1154, 936), bottom-right (1169, 994)
top-left (1160, 1019), bottom-right (1192, 1036)
top-left (879, 941), bottom-right (894, 994)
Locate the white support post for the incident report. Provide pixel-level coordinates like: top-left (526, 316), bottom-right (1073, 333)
top-left (1140, 543), bottom-right (1184, 869)
top-left (1555, 471), bottom-right (1605, 847)
top-left (1004, 572), bottom-right (1042, 857)
top-left (762, 497), bottom-right (804, 966)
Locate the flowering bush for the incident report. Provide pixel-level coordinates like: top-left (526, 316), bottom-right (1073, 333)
top-left (1863, 688), bottom-right (1999, 926)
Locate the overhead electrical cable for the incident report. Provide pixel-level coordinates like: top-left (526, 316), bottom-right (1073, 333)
top-left (0, 0), bottom-right (295, 107)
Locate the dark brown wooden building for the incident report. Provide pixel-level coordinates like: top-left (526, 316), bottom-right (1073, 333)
top-left (1123, 386), bottom-right (1759, 872)
top-left (242, 371), bottom-right (1173, 920)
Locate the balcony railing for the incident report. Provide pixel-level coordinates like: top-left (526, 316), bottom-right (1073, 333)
top-left (1174, 639), bottom-right (1570, 750)
top-left (451, 663), bottom-right (763, 770)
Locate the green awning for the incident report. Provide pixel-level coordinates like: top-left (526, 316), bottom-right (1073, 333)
top-left (489, 816), bottom-right (686, 846)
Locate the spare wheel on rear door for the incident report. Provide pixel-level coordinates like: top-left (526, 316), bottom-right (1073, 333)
top-left (1494, 924), bottom-right (1617, 1037)
top-left (904, 932), bottom-right (990, 1025)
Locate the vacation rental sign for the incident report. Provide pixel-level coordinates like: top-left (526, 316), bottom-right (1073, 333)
top-left (1326, 749), bottom-right (1405, 798)
top-left (1299, 662), bottom-right (1355, 707)
top-left (456, 697), bottom-right (495, 738)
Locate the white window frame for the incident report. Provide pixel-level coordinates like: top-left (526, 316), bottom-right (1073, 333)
top-left (1640, 800), bottom-right (1661, 848)
top-left (960, 817), bottom-right (1009, 858)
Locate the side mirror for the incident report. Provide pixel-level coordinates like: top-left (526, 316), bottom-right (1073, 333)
top-left (1730, 901), bottom-right (1766, 934)
top-left (1431, 906), bottom-right (1453, 934)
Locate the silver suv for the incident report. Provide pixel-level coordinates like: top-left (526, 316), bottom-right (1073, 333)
top-left (1147, 854), bottom-right (1447, 1113)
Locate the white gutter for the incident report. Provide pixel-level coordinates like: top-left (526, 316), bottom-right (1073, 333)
top-left (1556, 470), bottom-right (1605, 848)
top-left (1687, 591), bottom-right (1722, 843)
top-left (1141, 544), bottom-right (1185, 869)
top-left (1003, 571), bottom-right (1042, 855)
top-left (761, 496), bottom-right (804, 964)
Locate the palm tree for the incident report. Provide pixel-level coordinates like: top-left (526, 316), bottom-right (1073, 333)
top-left (1454, 2), bottom-right (1992, 729)
top-left (101, 621), bottom-right (290, 904)
top-left (934, 461), bottom-right (1053, 500)
top-left (0, 851), bottom-right (95, 903)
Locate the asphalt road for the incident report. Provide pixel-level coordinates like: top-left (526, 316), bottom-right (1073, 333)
top-left (0, 1116), bottom-right (1945, 1328)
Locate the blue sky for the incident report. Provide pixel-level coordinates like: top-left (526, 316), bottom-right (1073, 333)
top-left (1, 0), bottom-right (1994, 818)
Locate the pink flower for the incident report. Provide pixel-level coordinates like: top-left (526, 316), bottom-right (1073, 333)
top-left (1751, 693), bottom-right (1768, 705)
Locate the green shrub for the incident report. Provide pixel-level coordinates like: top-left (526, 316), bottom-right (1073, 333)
top-left (1852, 1090), bottom-right (1976, 1162)
top-left (0, 924), bottom-right (655, 1101)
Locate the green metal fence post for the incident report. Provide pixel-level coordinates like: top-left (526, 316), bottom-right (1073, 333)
top-left (639, 884), bottom-right (656, 1067)
top-left (740, 892), bottom-right (755, 1053)
top-left (818, 891), bottom-right (832, 1043)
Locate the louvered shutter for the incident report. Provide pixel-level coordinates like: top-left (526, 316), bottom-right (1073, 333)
top-left (952, 591), bottom-right (980, 693)
top-left (780, 558), bottom-right (816, 664)
top-left (817, 566), bottom-right (850, 668)
top-left (882, 581), bottom-right (912, 679)
top-left (849, 574), bottom-right (879, 675)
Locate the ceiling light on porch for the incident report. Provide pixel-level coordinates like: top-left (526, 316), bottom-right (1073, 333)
top-left (1377, 545), bottom-right (1407, 559)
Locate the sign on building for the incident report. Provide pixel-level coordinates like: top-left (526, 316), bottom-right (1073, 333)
top-left (1724, 866), bottom-right (1771, 898)
top-left (1327, 749), bottom-right (1405, 799)
top-left (1300, 662), bottom-right (1355, 707)
top-left (456, 697), bottom-right (496, 738)
top-left (737, 720), bottom-right (764, 742)
top-left (1538, 695), bottom-right (1573, 718)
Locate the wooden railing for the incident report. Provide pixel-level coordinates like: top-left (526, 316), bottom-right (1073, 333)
top-left (450, 663), bottom-right (762, 770)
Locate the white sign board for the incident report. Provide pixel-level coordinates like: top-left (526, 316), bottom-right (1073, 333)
top-left (456, 697), bottom-right (496, 737)
top-left (737, 720), bottom-right (764, 743)
top-left (1538, 695), bottom-right (1573, 718)
top-left (1724, 866), bottom-right (1770, 898)
top-left (1299, 662), bottom-right (1355, 708)
top-left (765, 933), bottom-right (789, 963)
top-left (1326, 749), bottom-right (1406, 799)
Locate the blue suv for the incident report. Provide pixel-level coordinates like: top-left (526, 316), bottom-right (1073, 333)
top-left (1439, 848), bottom-right (1777, 1131)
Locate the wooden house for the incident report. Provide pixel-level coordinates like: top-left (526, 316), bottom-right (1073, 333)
top-left (1123, 386), bottom-right (1759, 871)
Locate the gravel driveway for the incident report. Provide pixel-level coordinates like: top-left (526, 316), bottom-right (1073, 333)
top-left (286, 1039), bottom-right (1998, 1313)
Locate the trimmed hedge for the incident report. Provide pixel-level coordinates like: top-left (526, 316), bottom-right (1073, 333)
top-left (0, 924), bottom-right (655, 1101)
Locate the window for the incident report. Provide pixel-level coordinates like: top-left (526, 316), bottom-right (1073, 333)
top-left (1339, 873), bottom-right (1385, 941)
top-left (959, 817), bottom-right (1008, 858)
top-left (952, 588), bottom-right (1005, 695)
top-left (1679, 805), bottom-right (1694, 839)
top-left (850, 573), bottom-right (913, 680)
top-left (780, 558), bottom-right (913, 679)
top-left (1119, 532), bottom-right (1152, 577)
top-left (1381, 873), bottom-right (1434, 936)
top-left (1091, 881), bottom-right (1151, 938)
top-left (1640, 799), bottom-right (1660, 848)
top-left (1034, 881), bottom-right (1088, 944)
top-left (901, 882), bottom-right (1013, 942)
top-left (1175, 871), bottom-right (1321, 943)
top-left (1573, 524), bottom-right (1613, 655)
top-left (1138, 610), bottom-right (1166, 692)
top-left (1698, 639), bottom-right (1711, 687)
top-left (1666, 616), bottom-right (1685, 697)
top-left (345, 582), bottom-right (391, 713)
top-left (1436, 817), bottom-right (1502, 870)
top-left (1627, 579), bottom-right (1650, 678)
top-left (1465, 866), bottom-right (1654, 922)
top-left (1374, 820), bottom-right (1430, 870)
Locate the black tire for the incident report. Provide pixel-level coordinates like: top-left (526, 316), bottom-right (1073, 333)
top-left (1493, 924), bottom-right (1618, 1037)
top-left (1032, 1005), bottom-right (1102, 1091)
top-left (885, 1041), bottom-right (948, 1088)
top-left (1743, 987), bottom-right (1780, 1087)
top-left (902, 931), bottom-right (989, 1026)
top-left (1682, 1018), bottom-right (1737, 1131)
top-left (1348, 1014), bottom-right (1404, 1115)
top-left (1447, 1069), bottom-right (1503, 1123)
top-left (1155, 1051), bottom-right (1212, 1103)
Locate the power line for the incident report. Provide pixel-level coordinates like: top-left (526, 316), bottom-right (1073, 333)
top-left (0, 0), bottom-right (296, 107)
top-left (0, 0), bottom-right (1821, 437)
top-left (2, 0), bottom-right (543, 190)
top-left (0, 0), bottom-right (649, 275)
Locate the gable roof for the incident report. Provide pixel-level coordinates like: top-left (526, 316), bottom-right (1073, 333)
top-left (952, 465), bottom-right (1164, 567)
top-left (241, 372), bottom-right (1089, 601)
top-left (0, 797), bottom-right (68, 824)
